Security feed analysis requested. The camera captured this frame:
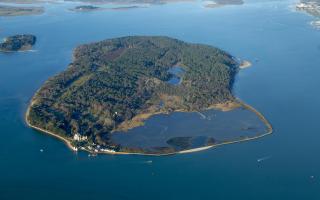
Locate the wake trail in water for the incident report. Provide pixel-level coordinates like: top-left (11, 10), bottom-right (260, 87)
top-left (142, 160), bottom-right (153, 164)
top-left (257, 156), bottom-right (272, 163)
top-left (27, 50), bottom-right (38, 53)
top-left (196, 112), bottom-right (206, 119)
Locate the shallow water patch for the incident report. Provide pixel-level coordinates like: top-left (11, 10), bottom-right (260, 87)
top-left (166, 66), bottom-right (185, 85)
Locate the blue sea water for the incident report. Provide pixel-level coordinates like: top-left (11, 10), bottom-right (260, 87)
top-left (1, 0), bottom-right (320, 199)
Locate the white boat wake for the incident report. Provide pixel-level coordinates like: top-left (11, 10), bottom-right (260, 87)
top-left (257, 156), bottom-right (271, 163)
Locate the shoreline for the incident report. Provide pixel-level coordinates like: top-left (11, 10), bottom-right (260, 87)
top-left (25, 100), bottom-right (76, 151)
top-left (114, 101), bottom-right (241, 133)
top-left (0, 5), bottom-right (45, 17)
top-left (25, 98), bottom-right (273, 156)
top-left (178, 131), bottom-right (272, 154)
top-left (0, 48), bottom-right (35, 53)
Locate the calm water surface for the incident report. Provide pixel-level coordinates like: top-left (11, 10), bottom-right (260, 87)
top-left (1, 0), bottom-right (320, 199)
top-left (167, 65), bottom-right (184, 85)
top-left (112, 107), bottom-right (268, 152)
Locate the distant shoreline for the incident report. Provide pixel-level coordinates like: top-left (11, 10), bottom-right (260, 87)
top-left (68, 5), bottom-right (145, 13)
top-left (0, 5), bottom-right (44, 17)
top-left (204, 0), bottom-right (244, 9)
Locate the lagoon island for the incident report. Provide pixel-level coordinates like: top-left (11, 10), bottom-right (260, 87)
top-left (26, 36), bottom-right (272, 155)
top-left (0, 34), bottom-right (36, 52)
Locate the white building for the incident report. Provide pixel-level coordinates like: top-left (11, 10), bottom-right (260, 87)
top-left (73, 133), bottom-right (88, 141)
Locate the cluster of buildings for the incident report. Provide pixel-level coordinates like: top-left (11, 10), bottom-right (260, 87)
top-left (72, 133), bottom-right (117, 154)
top-left (83, 144), bottom-right (116, 154)
top-left (75, 141), bottom-right (116, 154)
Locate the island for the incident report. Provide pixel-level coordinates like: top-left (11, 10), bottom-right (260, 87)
top-left (69, 5), bottom-right (143, 12)
top-left (0, 5), bottom-right (44, 17)
top-left (69, 5), bottom-right (103, 12)
top-left (111, 6), bottom-right (143, 10)
top-left (0, 0), bottom-right (50, 3)
top-left (204, 0), bottom-right (244, 8)
top-left (65, 0), bottom-right (193, 4)
top-left (26, 36), bottom-right (272, 155)
top-left (297, 0), bottom-right (320, 17)
top-left (0, 0), bottom-right (193, 3)
top-left (296, 0), bottom-right (320, 29)
top-left (0, 34), bottom-right (36, 52)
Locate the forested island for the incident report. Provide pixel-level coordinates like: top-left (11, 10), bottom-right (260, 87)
top-left (0, 5), bottom-right (44, 17)
top-left (296, 0), bottom-right (320, 28)
top-left (70, 5), bottom-right (143, 12)
top-left (0, 0), bottom-right (49, 2)
top-left (70, 5), bottom-right (102, 12)
top-left (204, 0), bottom-right (244, 8)
top-left (26, 36), bottom-right (271, 155)
top-left (0, 34), bottom-right (36, 52)
top-left (0, 0), bottom-right (243, 13)
top-left (66, 0), bottom-right (241, 6)
top-left (0, 0), bottom-right (193, 4)
top-left (65, 0), bottom-right (193, 4)
top-left (297, 0), bottom-right (320, 17)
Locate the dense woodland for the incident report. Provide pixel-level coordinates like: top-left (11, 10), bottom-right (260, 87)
top-left (27, 36), bottom-right (238, 148)
top-left (0, 34), bottom-right (36, 52)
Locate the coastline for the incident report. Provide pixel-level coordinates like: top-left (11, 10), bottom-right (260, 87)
top-left (0, 48), bottom-right (34, 53)
top-left (179, 100), bottom-right (274, 154)
top-left (25, 98), bottom-right (273, 156)
top-left (0, 5), bottom-right (44, 17)
top-left (114, 101), bottom-right (241, 133)
top-left (24, 45), bottom-right (271, 156)
top-left (178, 131), bottom-right (272, 154)
top-left (25, 100), bottom-right (76, 151)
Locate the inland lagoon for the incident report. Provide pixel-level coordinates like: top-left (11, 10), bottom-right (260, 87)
top-left (111, 104), bottom-right (272, 154)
